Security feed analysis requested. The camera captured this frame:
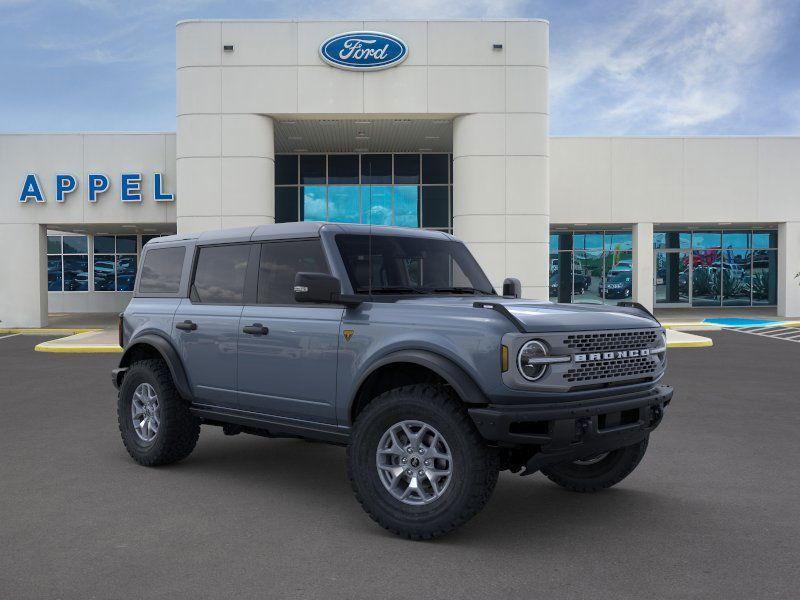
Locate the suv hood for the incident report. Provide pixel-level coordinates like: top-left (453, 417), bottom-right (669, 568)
top-left (393, 296), bottom-right (659, 332)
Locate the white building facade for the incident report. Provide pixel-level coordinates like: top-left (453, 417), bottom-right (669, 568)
top-left (0, 19), bottom-right (798, 327)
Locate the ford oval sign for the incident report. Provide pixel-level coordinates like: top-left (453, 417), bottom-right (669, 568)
top-left (319, 31), bottom-right (408, 71)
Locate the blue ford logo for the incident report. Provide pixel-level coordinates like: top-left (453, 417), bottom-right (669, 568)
top-left (319, 31), bottom-right (408, 71)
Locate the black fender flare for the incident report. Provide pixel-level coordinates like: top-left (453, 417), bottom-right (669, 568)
top-left (116, 333), bottom-right (193, 401)
top-left (350, 349), bottom-right (488, 419)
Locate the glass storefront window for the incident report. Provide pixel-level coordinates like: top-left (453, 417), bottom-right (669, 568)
top-left (752, 231), bottom-right (778, 249)
top-left (654, 231), bottom-right (691, 249)
top-left (117, 256), bottom-right (137, 292)
top-left (63, 235), bottom-right (88, 254)
top-left (327, 186), bottom-right (359, 223)
top-left (655, 251), bottom-right (690, 305)
top-left (692, 231), bottom-right (721, 249)
top-left (47, 234), bottom-right (88, 292)
top-left (94, 254), bottom-right (116, 291)
top-left (63, 255), bottom-right (89, 291)
top-left (279, 153), bottom-right (453, 232)
top-left (721, 249), bottom-right (751, 306)
top-left (604, 232), bottom-right (632, 251)
top-left (753, 249), bottom-right (778, 305)
top-left (722, 231), bottom-right (750, 249)
top-left (573, 250), bottom-right (603, 303)
top-left (394, 186), bottom-right (419, 228)
top-left (47, 256), bottom-right (62, 291)
top-left (573, 233), bottom-right (603, 250)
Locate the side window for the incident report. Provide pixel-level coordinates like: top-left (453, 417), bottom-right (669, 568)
top-left (139, 247), bottom-right (186, 294)
top-left (258, 240), bottom-right (329, 304)
top-left (192, 244), bottom-right (250, 304)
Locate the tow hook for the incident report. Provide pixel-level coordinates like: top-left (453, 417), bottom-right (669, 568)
top-left (650, 405), bottom-right (664, 426)
top-left (574, 417), bottom-right (590, 440)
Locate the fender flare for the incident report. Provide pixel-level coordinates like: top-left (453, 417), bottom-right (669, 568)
top-left (117, 333), bottom-right (193, 401)
top-left (350, 349), bottom-right (488, 418)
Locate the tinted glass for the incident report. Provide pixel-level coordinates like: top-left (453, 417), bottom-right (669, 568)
top-left (573, 233), bottom-right (603, 250)
top-left (549, 234), bottom-right (559, 254)
top-left (328, 155), bottom-right (359, 184)
top-left (692, 231), bottom-right (721, 249)
top-left (63, 235), bottom-right (87, 254)
top-left (192, 244), bottom-right (250, 304)
top-left (573, 250), bottom-right (602, 303)
top-left (302, 186), bottom-right (326, 221)
top-left (275, 187), bottom-right (299, 223)
top-left (361, 186), bottom-right (392, 225)
top-left (692, 250), bottom-right (721, 306)
top-left (604, 232), bottom-right (632, 251)
top-left (94, 236), bottom-right (115, 254)
top-left (257, 240), bottom-right (329, 304)
top-left (654, 231), bottom-right (691, 249)
top-left (335, 234), bottom-right (494, 295)
top-left (117, 256), bottom-right (137, 291)
top-left (117, 235), bottom-right (137, 254)
top-left (421, 186), bottom-right (448, 228)
top-left (63, 255), bottom-right (89, 291)
top-left (394, 186), bottom-right (419, 228)
top-left (139, 246), bottom-right (186, 294)
top-left (47, 256), bottom-right (62, 291)
top-left (300, 155), bottom-right (326, 184)
top-left (421, 154), bottom-right (448, 184)
top-left (361, 154), bottom-right (391, 184)
top-left (752, 230), bottom-right (777, 249)
top-left (394, 154), bottom-right (420, 184)
top-left (722, 231), bottom-right (750, 249)
top-left (722, 249), bottom-right (751, 306)
top-left (94, 255), bottom-right (116, 291)
top-left (328, 186), bottom-right (360, 223)
top-left (752, 249), bottom-right (777, 305)
top-left (142, 235), bottom-right (162, 246)
top-left (47, 235), bottom-right (61, 254)
top-left (655, 251), bottom-right (690, 305)
top-left (275, 155), bottom-right (298, 185)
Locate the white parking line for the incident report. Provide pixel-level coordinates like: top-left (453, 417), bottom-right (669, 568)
top-left (726, 326), bottom-right (800, 343)
top-left (0, 333), bottom-right (21, 341)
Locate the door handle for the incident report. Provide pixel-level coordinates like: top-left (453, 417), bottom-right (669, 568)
top-left (242, 323), bottom-right (269, 336)
top-left (175, 320), bottom-right (197, 331)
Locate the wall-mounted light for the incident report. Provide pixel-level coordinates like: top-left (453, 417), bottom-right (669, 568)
top-left (223, 44), bottom-right (235, 52)
top-left (492, 43), bottom-right (503, 50)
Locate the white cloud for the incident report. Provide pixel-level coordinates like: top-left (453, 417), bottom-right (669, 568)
top-left (551, 0), bottom-right (791, 133)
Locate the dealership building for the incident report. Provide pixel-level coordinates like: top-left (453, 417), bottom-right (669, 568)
top-left (1, 18), bottom-right (799, 327)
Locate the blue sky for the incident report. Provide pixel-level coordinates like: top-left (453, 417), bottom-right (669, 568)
top-left (0, 0), bottom-right (798, 135)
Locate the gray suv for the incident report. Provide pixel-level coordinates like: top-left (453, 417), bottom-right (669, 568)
top-left (113, 223), bottom-right (672, 539)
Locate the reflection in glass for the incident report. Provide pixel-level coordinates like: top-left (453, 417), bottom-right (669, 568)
top-left (548, 253), bottom-right (559, 299)
top-left (328, 155), bottom-right (359, 184)
top-left (752, 249), bottom-right (777, 305)
top-left (574, 233), bottom-right (603, 250)
top-left (362, 186), bottom-right (392, 225)
top-left (116, 236), bottom-right (137, 254)
top-left (692, 231), bottom-right (721, 249)
top-left (604, 232), bottom-right (632, 251)
top-left (692, 250), bottom-right (721, 306)
top-left (47, 235), bottom-right (61, 254)
top-left (654, 231), bottom-right (690, 249)
top-left (275, 155), bottom-right (298, 185)
top-left (421, 187), bottom-right (448, 228)
top-left (300, 155), bottom-right (325, 184)
top-left (117, 256), bottom-right (137, 292)
top-left (94, 236), bottom-right (115, 254)
top-left (573, 251), bottom-right (603, 303)
top-left (327, 186), bottom-right (360, 223)
top-left (722, 249), bottom-right (751, 306)
top-left (421, 154), bottom-right (449, 184)
top-left (752, 231), bottom-right (778, 249)
top-left (604, 250), bottom-right (633, 304)
top-left (275, 187), bottom-right (298, 223)
top-left (62, 235), bottom-right (87, 254)
top-left (361, 154), bottom-right (392, 184)
top-left (94, 255), bottom-right (116, 291)
top-left (302, 186), bottom-right (326, 221)
top-left (394, 186), bottom-right (419, 227)
top-left (722, 231), bottom-right (750, 249)
top-left (394, 154), bottom-right (420, 184)
top-left (655, 251), bottom-right (690, 305)
top-left (48, 256), bottom-right (62, 291)
top-left (63, 255), bottom-right (89, 291)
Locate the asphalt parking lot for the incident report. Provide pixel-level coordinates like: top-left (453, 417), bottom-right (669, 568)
top-left (1, 331), bottom-right (799, 599)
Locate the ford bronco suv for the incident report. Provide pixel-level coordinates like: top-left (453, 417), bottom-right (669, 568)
top-left (113, 223), bottom-right (671, 539)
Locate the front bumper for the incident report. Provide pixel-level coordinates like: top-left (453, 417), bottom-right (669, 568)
top-left (468, 384), bottom-right (672, 473)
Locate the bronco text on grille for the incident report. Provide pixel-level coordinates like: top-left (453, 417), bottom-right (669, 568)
top-left (562, 329), bottom-right (664, 384)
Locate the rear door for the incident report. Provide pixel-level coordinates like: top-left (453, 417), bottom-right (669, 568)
top-left (173, 243), bottom-right (256, 408)
top-left (237, 239), bottom-right (343, 425)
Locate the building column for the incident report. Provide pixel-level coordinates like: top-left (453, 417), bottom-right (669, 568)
top-left (453, 113), bottom-right (549, 299)
top-left (0, 224), bottom-right (47, 327)
top-left (632, 222), bottom-right (654, 312)
top-left (177, 114), bottom-right (275, 234)
top-left (778, 221), bottom-right (800, 318)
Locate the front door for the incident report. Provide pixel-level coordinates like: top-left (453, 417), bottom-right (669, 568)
top-left (172, 243), bottom-right (253, 408)
top-left (237, 239), bottom-right (343, 425)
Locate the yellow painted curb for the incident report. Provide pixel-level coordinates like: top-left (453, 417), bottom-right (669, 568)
top-left (661, 322), bottom-right (720, 330)
top-left (0, 328), bottom-right (100, 335)
top-left (666, 338), bottom-right (714, 348)
top-left (34, 342), bottom-right (122, 354)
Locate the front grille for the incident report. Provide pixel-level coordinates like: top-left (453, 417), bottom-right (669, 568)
top-left (563, 330), bottom-right (659, 353)
top-left (564, 355), bottom-right (657, 383)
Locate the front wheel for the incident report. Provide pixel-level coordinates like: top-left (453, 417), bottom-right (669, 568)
top-left (347, 384), bottom-right (498, 540)
top-left (540, 437), bottom-right (649, 493)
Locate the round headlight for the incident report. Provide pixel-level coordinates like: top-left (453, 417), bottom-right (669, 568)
top-left (517, 340), bottom-right (549, 381)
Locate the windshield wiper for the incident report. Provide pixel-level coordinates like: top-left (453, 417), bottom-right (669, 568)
top-left (432, 286), bottom-right (495, 295)
top-left (354, 286), bottom-right (428, 295)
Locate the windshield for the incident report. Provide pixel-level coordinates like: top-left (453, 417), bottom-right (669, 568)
top-left (608, 273), bottom-right (631, 283)
top-left (335, 234), bottom-right (495, 296)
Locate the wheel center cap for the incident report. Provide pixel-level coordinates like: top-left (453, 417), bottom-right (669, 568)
top-left (410, 456), bottom-right (420, 468)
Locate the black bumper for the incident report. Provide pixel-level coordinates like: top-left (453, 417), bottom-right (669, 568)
top-left (468, 384), bottom-right (672, 472)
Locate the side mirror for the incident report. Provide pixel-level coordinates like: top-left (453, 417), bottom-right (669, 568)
top-left (294, 272), bottom-right (341, 304)
top-left (502, 277), bottom-right (521, 299)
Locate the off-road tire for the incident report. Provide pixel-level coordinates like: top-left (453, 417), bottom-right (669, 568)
top-left (117, 358), bottom-right (200, 466)
top-left (540, 437), bottom-right (649, 493)
top-left (347, 384), bottom-right (499, 540)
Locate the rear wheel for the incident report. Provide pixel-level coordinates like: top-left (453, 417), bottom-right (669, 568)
top-left (540, 437), bottom-right (649, 493)
top-left (347, 384), bottom-right (498, 540)
top-left (117, 359), bottom-right (200, 466)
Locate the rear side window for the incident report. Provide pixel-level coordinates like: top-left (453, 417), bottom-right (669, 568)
top-left (192, 244), bottom-right (250, 304)
top-left (138, 247), bottom-right (186, 294)
top-left (258, 240), bottom-right (329, 304)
